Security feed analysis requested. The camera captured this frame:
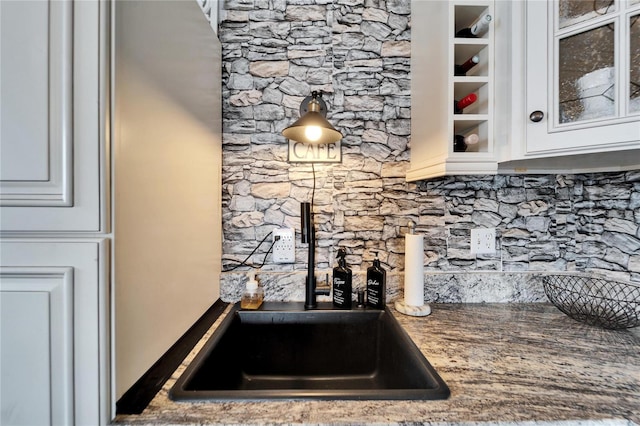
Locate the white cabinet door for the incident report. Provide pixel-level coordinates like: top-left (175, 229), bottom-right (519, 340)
top-left (524, 0), bottom-right (640, 156)
top-left (0, 240), bottom-right (109, 426)
top-left (0, 268), bottom-right (74, 425)
top-left (0, 0), bottom-right (104, 232)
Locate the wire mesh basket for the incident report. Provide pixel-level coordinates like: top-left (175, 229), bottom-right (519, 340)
top-left (542, 274), bottom-right (640, 330)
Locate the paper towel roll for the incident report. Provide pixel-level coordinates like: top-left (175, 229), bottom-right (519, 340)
top-left (404, 233), bottom-right (424, 307)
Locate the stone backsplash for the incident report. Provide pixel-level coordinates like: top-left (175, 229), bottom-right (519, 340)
top-left (221, 271), bottom-right (548, 304)
top-left (208, 0), bottom-right (640, 302)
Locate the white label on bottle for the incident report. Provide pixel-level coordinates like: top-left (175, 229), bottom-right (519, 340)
top-left (367, 278), bottom-right (380, 304)
top-left (471, 14), bottom-right (492, 36)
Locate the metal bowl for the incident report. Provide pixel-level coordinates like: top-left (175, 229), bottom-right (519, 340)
top-left (542, 274), bottom-right (640, 330)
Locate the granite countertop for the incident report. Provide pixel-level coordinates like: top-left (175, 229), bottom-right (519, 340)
top-left (113, 303), bottom-right (640, 425)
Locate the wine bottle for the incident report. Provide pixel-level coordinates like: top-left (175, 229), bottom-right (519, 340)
top-left (453, 133), bottom-right (479, 152)
top-left (454, 55), bottom-right (480, 76)
top-left (455, 14), bottom-right (492, 38)
top-left (454, 93), bottom-right (477, 114)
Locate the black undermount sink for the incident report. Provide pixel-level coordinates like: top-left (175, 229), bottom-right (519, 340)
top-left (169, 302), bottom-right (450, 401)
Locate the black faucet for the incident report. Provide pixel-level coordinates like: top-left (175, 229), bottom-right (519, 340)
top-left (301, 202), bottom-right (330, 309)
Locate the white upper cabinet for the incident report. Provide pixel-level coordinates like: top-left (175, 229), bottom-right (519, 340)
top-left (0, 0), bottom-right (104, 232)
top-left (408, 0), bottom-right (638, 178)
top-left (512, 0), bottom-right (640, 162)
top-left (408, 0), bottom-right (498, 181)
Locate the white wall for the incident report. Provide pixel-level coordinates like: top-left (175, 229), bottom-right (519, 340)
top-left (113, 0), bottom-right (222, 399)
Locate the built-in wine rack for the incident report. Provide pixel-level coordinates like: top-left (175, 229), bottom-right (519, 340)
top-left (408, 0), bottom-right (497, 181)
top-left (452, 2), bottom-right (493, 155)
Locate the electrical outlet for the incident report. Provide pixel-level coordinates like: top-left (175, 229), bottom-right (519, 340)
top-left (272, 228), bottom-right (295, 263)
top-left (471, 228), bottom-right (496, 255)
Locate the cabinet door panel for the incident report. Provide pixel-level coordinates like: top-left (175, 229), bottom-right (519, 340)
top-left (0, 268), bottom-right (74, 426)
top-left (0, 240), bottom-right (109, 425)
top-left (558, 23), bottom-right (615, 124)
top-left (0, 0), bottom-right (72, 206)
top-left (629, 11), bottom-right (640, 114)
top-left (0, 0), bottom-right (103, 232)
top-left (558, 0), bottom-right (615, 28)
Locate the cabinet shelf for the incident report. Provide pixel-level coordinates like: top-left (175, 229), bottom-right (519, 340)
top-left (454, 116), bottom-right (488, 130)
top-left (454, 79), bottom-right (488, 94)
top-left (453, 38), bottom-right (489, 45)
top-left (453, 77), bottom-right (489, 86)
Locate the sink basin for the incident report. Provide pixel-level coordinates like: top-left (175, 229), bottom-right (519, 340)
top-left (169, 302), bottom-right (450, 401)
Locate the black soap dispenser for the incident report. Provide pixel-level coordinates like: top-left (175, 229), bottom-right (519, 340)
top-left (366, 252), bottom-right (387, 309)
top-left (332, 248), bottom-right (352, 309)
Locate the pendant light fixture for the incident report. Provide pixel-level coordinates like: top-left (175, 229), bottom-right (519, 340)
top-left (282, 91), bottom-right (342, 144)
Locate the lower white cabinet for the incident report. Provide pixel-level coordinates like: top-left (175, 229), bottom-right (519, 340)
top-left (0, 240), bottom-right (109, 426)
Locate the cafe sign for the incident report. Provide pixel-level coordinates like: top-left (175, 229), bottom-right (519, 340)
top-left (287, 140), bottom-right (342, 163)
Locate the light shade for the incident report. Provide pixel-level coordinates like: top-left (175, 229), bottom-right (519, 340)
top-left (282, 92), bottom-right (342, 144)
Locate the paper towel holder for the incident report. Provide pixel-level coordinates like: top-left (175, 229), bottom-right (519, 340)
top-left (395, 220), bottom-right (432, 317)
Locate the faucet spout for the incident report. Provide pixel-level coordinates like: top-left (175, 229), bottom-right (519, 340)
top-left (301, 202), bottom-right (326, 309)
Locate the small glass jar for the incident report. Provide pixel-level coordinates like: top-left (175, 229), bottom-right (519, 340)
top-left (241, 274), bottom-right (264, 309)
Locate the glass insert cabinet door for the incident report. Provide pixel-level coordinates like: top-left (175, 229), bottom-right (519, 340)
top-left (525, 0), bottom-right (640, 154)
top-left (630, 7), bottom-right (640, 113)
top-left (556, 0), bottom-right (638, 124)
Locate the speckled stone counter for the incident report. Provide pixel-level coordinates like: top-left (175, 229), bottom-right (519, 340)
top-left (113, 303), bottom-right (640, 426)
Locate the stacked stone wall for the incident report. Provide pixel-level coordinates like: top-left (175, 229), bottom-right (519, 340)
top-left (210, 0), bottom-right (640, 300)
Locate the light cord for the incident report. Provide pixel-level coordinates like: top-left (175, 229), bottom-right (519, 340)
top-left (222, 231), bottom-right (274, 272)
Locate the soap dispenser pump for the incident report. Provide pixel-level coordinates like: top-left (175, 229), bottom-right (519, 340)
top-left (366, 251), bottom-right (387, 309)
top-left (241, 272), bottom-right (264, 310)
top-left (332, 248), bottom-right (352, 309)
